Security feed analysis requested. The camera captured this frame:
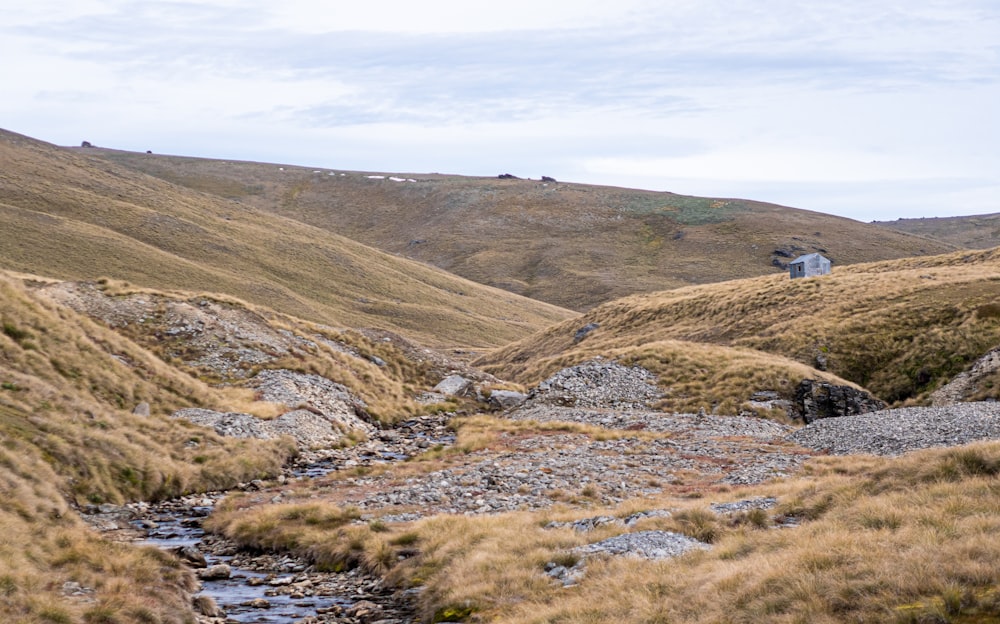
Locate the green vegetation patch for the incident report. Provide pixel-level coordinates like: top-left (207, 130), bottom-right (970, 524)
top-left (613, 192), bottom-right (752, 225)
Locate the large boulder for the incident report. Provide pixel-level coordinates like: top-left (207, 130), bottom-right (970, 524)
top-left (793, 380), bottom-right (885, 423)
top-left (433, 374), bottom-right (475, 398)
top-left (487, 390), bottom-right (528, 411)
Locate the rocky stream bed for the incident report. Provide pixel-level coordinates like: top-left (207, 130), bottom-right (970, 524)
top-left (79, 358), bottom-right (1000, 624)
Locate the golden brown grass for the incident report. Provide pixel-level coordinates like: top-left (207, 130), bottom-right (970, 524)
top-left (0, 129), bottom-right (573, 349)
top-left (91, 145), bottom-right (956, 312)
top-left (208, 441), bottom-right (1000, 624)
top-left (478, 247), bottom-right (1000, 405)
top-left (0, 270), bottom-right (316, 622)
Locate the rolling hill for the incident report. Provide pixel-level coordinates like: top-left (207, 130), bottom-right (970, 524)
top-left (0, 129), bottom-right (573, 350)
top-left (476, 247), bottom-right (1000, 406)
top-left (877, 213), bottom-right (1000, 249)
top-left (84, 147), bottom-right (957, 311)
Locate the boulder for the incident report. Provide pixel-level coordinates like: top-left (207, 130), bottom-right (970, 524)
top-left (488, 390), bottom-right (528, 411)
top-left (131, 402), bottom-right (150, 417)
top-left (433, 375), bottom-right (474, 398)
top-left (793, 380), bottom-right (886, 423)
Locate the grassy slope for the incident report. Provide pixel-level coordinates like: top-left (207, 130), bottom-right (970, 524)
top-left (0, 266), bottom-right (496, 623)
top-left (0, 272), bottom-right (296, 623)
top-left (87, 149), bottom-right (956, 311)
top-left (0, 129), bottom-right (572, 349)
top-left (477, 248), bottom-right (1000, 405)
top-left (877, 213), bottom-right (1000, 249)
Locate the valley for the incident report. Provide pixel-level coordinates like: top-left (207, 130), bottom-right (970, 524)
top-left (2, 128), bottom-right (1000, 624)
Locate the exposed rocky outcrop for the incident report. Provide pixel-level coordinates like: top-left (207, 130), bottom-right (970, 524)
top-left (931, 346), bottom-right (1000, 405)
top-left (251, 369), bottom-right (373, 432)
top-left (793, 379), bottom-right (886, 423)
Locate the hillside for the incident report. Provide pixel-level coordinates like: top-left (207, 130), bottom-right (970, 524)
top-left (0, 129), bottom-right (573, 349)
top-left (0, 272), bottom-right (296, 623)
top-left (877, 213), bottom-right (1000, 249)
top-left (85, 148), bottom-right (956, 311)
top-left (477, 247), bottom-right (1000, 406)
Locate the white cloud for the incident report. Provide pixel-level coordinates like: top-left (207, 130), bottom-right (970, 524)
top-left (1, 0), bottom-right (998, 220)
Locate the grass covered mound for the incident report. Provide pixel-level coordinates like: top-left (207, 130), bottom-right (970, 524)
top-left (478, 247), bottom-right (1000, 406)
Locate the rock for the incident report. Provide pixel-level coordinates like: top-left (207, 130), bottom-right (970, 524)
top-left (931, 345), bottom-right (1000, 405)
top-left (242, 598), bottom-right (271, 609)
top-left (197, 564), bottom-right (232, 580)
top-left (347, 599), bottom-right (384, 621)
top-left (80, 140), bottom-right (93, 148)
top-left (131, 402), bottom-right (150, 417)
top-left (171, 545), bottom-right (207, 568)
top-left (541, 175), bottom-right (557, 182)
top-left (573, 322), bottom-right (600, 343)
top-left (488, 390), bottom-right (527, 411)
top-left (432, 375), bottom-right (474, 398)
top-left (497, 173), bottom-right (518, 179)
top-left (793, 380), bottom-right (886, 423)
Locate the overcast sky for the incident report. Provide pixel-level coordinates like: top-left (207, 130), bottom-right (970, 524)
top-left (4, 1), bottom-right (998, 221)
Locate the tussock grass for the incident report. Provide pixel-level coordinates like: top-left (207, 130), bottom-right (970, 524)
top-left (479, 248), bottom-right (1000, 405)
top-left (0, 272), bottom-right (305, 622)
top-left (209, 442), bottom-right (1000, 623)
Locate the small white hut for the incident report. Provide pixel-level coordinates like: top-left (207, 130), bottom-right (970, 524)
top-left (789, 253), bottom-right (831, 279)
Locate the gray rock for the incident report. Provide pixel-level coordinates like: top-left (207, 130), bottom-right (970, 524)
top-left (131, 402), bottom-right (150, 417)
top-left (488, 390), bottom-right (527, 411)
top-left (793, 379), bottom-right (886, 423)
top-left (573, 322), bottom-right (600, 343)
top-left (171, 545), bottom-right (207, 568)
top-left (197, 564), bottom-right (231, 580)
top-left (433, 375), bottom-right (474, 397)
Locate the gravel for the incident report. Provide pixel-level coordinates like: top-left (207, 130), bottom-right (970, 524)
top-left (787, 402), bottom-right (1000, 456)
top-left (528, 359), bottom-right (662, 409)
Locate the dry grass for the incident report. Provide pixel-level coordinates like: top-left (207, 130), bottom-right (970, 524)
top-left (208, 441), bottom-right (1000, 624)
top-left (0, 129), bottom-right (573, 350)
top-left (90, 146), bottom-right (957, 312)
top-left (0, 272), bottom-right (305, 622)
top-left (479, 248), bottom-right (1000, 405)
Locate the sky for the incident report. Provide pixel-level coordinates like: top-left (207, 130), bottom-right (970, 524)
top-left (3, 1), bottom-right (999, 221)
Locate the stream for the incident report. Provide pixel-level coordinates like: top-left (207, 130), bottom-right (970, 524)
top-left (131, 417), bottom-right (455, 623)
